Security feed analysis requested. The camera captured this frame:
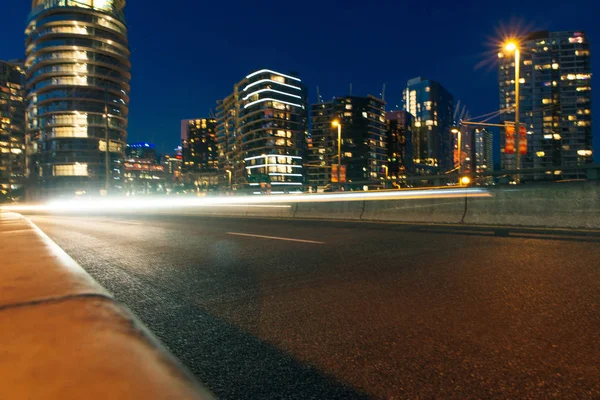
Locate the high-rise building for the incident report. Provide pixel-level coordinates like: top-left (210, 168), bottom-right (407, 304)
top-left (25, 0), bottom-right (130, 196)
top-left (404, 77), bottom-right (454, 173)
top-left (308, 96), bottom-right (387, 189)
top-left (0, 61), bottom-right (26, 201)
top-left (474, 128), bottom-right (493, 174)
top-left (217, 69), bottom-right (308, 191)
top-left (498, 31), bottom-right (592, 180)
top-left (386, 110), bottom-right (413, 178)
top-left (181, 118), bottom-right (217, 173)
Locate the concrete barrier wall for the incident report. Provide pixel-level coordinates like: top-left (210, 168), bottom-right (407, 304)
top-left (294, 200), bottom-right (365, 220)
top-left (362, 198), bottom-right (467, 224)
top-left (464, 183), bottom-right (600, 229)
top-left (10, 182), bottom-right (600, 229)
top-left (0, 212), bottom-right (213, 399)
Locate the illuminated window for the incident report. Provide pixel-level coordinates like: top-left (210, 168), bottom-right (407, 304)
top-left (52, 126), bottom-right (88, 138)
top-left (53, 164), bottom-right (88, 176)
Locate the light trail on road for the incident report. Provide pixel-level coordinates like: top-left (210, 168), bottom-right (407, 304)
top-left (1, 187), bottom-right (490, 213)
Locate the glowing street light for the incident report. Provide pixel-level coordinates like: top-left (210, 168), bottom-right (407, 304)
top-left (331, 119), bottom-right (342, 189)
top-left (504, 41), bottom-right (518, 52)
top-left (503, 39), bottom-right (522, 182)
top-left (451, 127), bottom-right (462, 177)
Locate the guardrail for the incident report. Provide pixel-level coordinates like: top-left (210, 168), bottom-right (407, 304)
top-left (0, 212), bottom-right (213, 399)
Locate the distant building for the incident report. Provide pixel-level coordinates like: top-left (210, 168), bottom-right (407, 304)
top-left (386, 111), bottom-right (413, 177)
top-left (498, 30), bottom-right (592, 180)
top-left (181, 118), bottom-right (218, 173)
top-left (0, 61), bottom-right (26, 201)
top-left (217, 69), bottom-right (308, 191)
top-left (404, 77), bottom-right (454, 173)
top-left (474, 128), bottom-right (493, 174)
top-left (123, 160), bottom-right (167, 195)
top-left (126, 142), bottom-right (157, 162)
top-left (161, 146), bottom-right (183, 186)
top-left (25, 0), bottom-right (130, 195)
top-left (308, 96), bottom-right (387, 189)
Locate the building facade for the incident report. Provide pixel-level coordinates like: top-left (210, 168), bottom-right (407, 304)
top-left (25, 0), bottom-right (130, 196)
top-left (181, 118), bottom-right (217, 173)
top-left (217, 69), bottom-right (308, 192)
top-left (404, 77), bottom-right (454, 173)
top-left (123, 143), bottom-right (167, 196)
top-left (308, 96), bottom-right (387, 189)
top-left (126, 142), bottom-right (156, 161)
top-left (386, 110), bottom-right (413, 178)
top-left (474, 128), bottom-right (493, 174)
top-left (498, 30), bottom-right (592, 180)
top-left (0, 61), bottom-right (26, 201)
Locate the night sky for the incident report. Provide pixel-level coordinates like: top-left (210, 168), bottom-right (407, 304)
top-left (1, 0), bottom-right (598, 160)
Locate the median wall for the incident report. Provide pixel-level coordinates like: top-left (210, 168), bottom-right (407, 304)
top-left (463, 183), bottom-right (600, 229)
top-left (11, 182), bottom-right (600, 229)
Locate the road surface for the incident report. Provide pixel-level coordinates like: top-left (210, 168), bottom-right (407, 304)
top-left (29, 214), bottom-right (600, 399)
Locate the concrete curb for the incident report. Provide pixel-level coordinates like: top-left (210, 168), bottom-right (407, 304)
top-left (0, 212), bottom-right (214, 400)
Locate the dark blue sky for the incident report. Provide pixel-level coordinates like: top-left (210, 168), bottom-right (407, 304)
top-left (2, 0), bottom-right (598, 158)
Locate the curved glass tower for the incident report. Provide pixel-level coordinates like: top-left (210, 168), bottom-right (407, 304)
top-left (25, 0), bottom-right (130, 195)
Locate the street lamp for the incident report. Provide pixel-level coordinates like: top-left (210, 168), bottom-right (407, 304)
top-left (225, 170), bottom-right (232, 190)
top-left (331, 119), bottom-right (342, 189)
top-left (504, 40), bottom-right (521, 182)
top-left (451, 127), bottom-right (462, 179)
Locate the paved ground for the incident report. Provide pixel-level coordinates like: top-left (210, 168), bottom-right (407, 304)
top-left (29, 214), bottom-right (600, 399)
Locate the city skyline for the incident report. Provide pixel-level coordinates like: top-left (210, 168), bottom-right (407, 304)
top-left (0, 0), bottom-right (597, 160)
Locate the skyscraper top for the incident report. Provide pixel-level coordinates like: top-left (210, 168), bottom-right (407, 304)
top-left (32, 0), bottom-right (126, 9)
top-left (31, 0), bottom-right (126, 21)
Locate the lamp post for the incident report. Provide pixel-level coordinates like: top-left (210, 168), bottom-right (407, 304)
top-left (225, 169), bottom-right (232, 190)
top-left (103, 84), bottom-right (110, 192)
top-left (451, 127), bottom-right (461, 173)
top-left (331, 119), bottom-right (342, 190)
top-left (504, 40), bottom-right (521, 183)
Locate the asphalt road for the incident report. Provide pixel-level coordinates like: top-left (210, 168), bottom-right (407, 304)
top-left (29, 214), bottom-right (600, 399)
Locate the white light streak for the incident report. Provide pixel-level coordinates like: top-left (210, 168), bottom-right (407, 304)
top-left (242, 88), bottom-right (301, 101)
top-left (0, 188), bottom-right (492, 214)
top-left (246, 69), bottom-right (301, 82)
top-left (244, 98), bottom-right (302, 109)
top-left (271, 182), bottom-right (302, 185)
top-left (243, 79), bottom-right (301, 92)
top-left (269, 173), bottom-right (303, 176)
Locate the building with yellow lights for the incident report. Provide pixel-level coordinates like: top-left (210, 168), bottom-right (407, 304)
top-left (25, 0), bottom-right (130, 196)
top-left (0, 61), bottom-right (26, 201)
top-left (216, 69), bottom-right (308, 192)
top-left (498, 30), bottom-right (592, 180)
